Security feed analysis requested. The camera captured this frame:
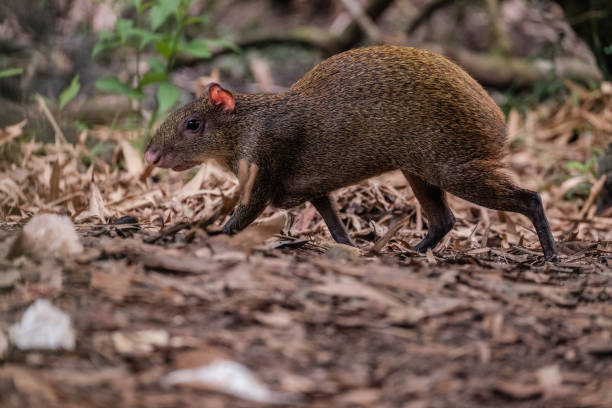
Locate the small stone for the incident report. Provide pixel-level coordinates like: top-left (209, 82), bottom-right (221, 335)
top-left (9, 299), bottom-right (75, 351)
top-left (163, 359), bottom-right (295, 404)
top-left (325, 244), bottom-right (361, 262)
top-left (8, 214), bottom-right (83, 261)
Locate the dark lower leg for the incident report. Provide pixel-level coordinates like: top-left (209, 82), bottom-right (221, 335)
top-left (222, 175), bottom-right (271, 235)
top-left (403, 172), bottom-right (455, 253)
top-left (443, 171), bottom-right (556, 259)
top-left (311, 195), bottom-right (355, 246)
top-left (523, 192), bottom-right (556, 259)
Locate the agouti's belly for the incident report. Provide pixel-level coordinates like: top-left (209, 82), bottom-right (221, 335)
top-left (274, 146), bottom-right (395, 208)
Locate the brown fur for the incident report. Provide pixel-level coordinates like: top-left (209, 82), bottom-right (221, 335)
top-left (145, 45), bottom-right (556, 258)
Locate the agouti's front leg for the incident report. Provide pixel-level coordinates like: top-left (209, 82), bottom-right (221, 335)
top-left (222, 159), bottom-right (271, 235)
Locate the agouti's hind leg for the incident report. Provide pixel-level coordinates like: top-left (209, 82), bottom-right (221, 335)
top-left (402, 172), bottom-right (455, 253)
top-left (311, 195), bottom-right (355, 246)
top-left (441, 167), bottom-right (556, 259)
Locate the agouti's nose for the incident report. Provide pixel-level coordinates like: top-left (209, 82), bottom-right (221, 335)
top-left (145, 146), bottom-right (162, 165)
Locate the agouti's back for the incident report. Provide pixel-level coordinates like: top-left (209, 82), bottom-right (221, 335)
top-left (283, 46), bottom-right (506, 192)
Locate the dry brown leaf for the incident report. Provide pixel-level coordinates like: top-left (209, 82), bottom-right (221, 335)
top-left (294, 205), bottom-right (318, 232)
top-left (91, 267), bottom-right (134, 302)
top-left (0, 119), bottom-right (27, 146)
top-left (336, 388), bottom-right (381, 405)
top-left (228, 214), bottom-right (285, 253)
top-left (178, 164), bottom-right (208, 196)
top-left (0, 366), bottom-right (58, 404)
top-left (173, 347), bottom-right (229, 369)
top-left (506, 109), bottom-right (521, 140)
top-left (578, 174), bottom-right (607, 219)
top-left (49, 160), bottom-right (61, 202)
top-left (112, 330), bottom-right (169, 356)
top-left (493, 380), bottom-right (542, 400)
top-left (368, 213), bottom-right (412, 255)
top-left (89, 182), bottom-right (107, 222)
top-left (195, 68), bottom-right (221, 98)
top-left (311, 279), bottom-right (404, 309)
top-left (249, 57), bottom-right (276, 92)
top-left (425, 248), bottom-right (437, 264)
top-left (252, 310), bottom-right (294, 328)
top-left (120, 140), bottom-right (144, 177)
top-left (142, 253), bottom-right (217, 274)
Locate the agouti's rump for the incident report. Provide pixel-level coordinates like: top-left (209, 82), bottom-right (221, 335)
top-left (145, 45), bottom-right (556, 259)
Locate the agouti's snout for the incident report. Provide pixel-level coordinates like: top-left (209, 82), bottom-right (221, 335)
top-left (144, 145), bottom-right (161, 166)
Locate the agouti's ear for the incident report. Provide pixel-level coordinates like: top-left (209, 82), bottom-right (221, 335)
top-left (207, 83), bottom-right (235, 113)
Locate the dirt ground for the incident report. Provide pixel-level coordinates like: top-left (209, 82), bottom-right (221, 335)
top-left (1, 215), bottom-right (611, 407)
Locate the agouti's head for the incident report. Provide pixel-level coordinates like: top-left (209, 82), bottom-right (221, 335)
top-left (144, 83), bottom-right (236, 171)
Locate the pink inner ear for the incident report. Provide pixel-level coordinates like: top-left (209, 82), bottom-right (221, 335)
top-left (209, 84), bottom-right (235, 113)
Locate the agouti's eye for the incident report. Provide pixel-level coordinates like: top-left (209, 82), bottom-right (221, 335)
top-left (186, 120), bottom-right (200, 131)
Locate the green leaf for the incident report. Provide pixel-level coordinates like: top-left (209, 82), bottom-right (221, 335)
top-left (129, 28), bottom-right (160, 50)
top-left (97, 29), bottom-right (116, 41)
top-left (0, 68), bottom-right (23, 78)
top-left (564, 161), bottom-right (585, 170)
top-left (147, 58), bottom-right (166, 73)
top-left (59, 74), bottom-right (80, 109)
top-left (139, 71), bottom-right (168, 87)
top-left (150, 0), bottom-right (180, 30)
top-left (181, 39), bottom-right (211, 58)
top-left (155, 37), bottom-right (174, 60)
top-left (185, 16), bottom-right (206, 26)
top-left (92, 30), bottom-right (120, 57)
top-left (138, 1), bottom-right (153, 13)
top-left (156, 82), bottom-right (179, 113)
top-left (115, 19), bottom-right (134, 44)
top-left (92, 39), bottom-right (121, 57)
top-left (95, 76), bottom-right (144, 100)
top-left (204, 38), bottom-right (241, 53)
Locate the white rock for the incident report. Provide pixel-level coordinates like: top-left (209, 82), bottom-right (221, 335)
top-left (9, 299), bottom-right (75, 350)
top-left (9, 213), bottom-right (83, 260)
top-left (163, 359), bottom-right (291, 404)
top-left (537, 364), bottom-right (562, 389)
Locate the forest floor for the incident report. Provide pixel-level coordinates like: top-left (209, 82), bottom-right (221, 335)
top-left (1, 83), bottom-right (612, 407)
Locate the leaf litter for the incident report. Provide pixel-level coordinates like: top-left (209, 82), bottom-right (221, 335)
top-left (0, 83), bottom-right (611, 407)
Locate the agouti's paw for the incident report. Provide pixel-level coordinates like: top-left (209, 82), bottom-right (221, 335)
top-left (221, 222), bottom-right (237, 236)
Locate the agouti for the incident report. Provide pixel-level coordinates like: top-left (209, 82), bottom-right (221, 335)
top-left (145, 45), bottom-right (556, 259)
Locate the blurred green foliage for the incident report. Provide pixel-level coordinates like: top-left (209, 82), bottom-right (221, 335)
top-left (0, 68), bottom-right (23, 78)
top-left (92, 0), bottom-right (236, 131)
top-left (59, 75), bottom-right (81, 110)
top-left (562, 146), bottom-right (603, 200)
top-left (501, 70), bottom-right (568, 115)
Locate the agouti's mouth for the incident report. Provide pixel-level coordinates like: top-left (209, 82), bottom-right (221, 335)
top-left (144, 146), bottom-right (198, 171)
top-left (172, 162), bottom-right (199, 171)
